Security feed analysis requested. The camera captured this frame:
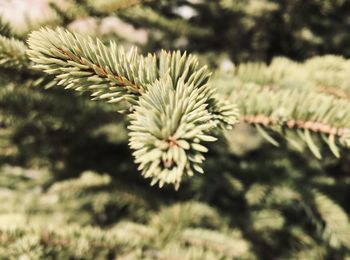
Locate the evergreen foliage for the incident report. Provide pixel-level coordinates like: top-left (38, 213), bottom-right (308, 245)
top-left (137, 0), bottom-right (350, 61)
top-left (0, 35), bottom-right (28, 70)
top-left (0, 18), bottom-right (11, 38)
top-left (212, 56), bottom-right (350, 158)
top-left (27, 27), bottom-right (238, 187)
top-left (0, 0), bottom-right (350, 259)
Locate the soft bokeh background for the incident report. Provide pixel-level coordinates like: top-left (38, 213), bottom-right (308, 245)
top-left (1, 0), bottom-right (350, 259)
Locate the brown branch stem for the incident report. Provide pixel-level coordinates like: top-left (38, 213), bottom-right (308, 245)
top-left (240, 114), bottom-right (346, 137)
top-left (317, 86), bottom-right (350, 100)
top-left (60, 49), bottom-right (141, 93)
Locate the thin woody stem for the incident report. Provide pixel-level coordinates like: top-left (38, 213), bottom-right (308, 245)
top-left (240, 115), bottom-right (346, 137)
top-left (317, 86), bottom-right (350, 100)
top-left (60, 49), bottom-right (141, 93)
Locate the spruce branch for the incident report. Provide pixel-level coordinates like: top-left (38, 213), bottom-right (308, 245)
top-left (129, 76), bottom-right (218, 189)
top-left (230, 85), bottom-right (350, 158)
top-left (313, 190), bottom-right (350, 249)
top-left (0, 35), bottom-right (28, 70)
top-left (27, 27), bottom-right (238, 188)
top-left (27, 27), bottom-right (154, 106)
top-left (0, 222), bottom-right (155, 257)
top-left (0, 25), bottom-right (54, 82)
top-left (27, 27), bottom-right (213, 107)
top-left (213, 55), bottom-right (350, 158)
top-left (305, 55), bottom-right (350, 99)
top-left (180, 228), bottom-right (251, 258)
top-left (233, 55), bottom-right (350, 100)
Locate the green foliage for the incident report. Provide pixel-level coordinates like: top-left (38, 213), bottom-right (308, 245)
top-left (150, 201), bottom-right (226, 243)
top-left (27, 27), bottom-right (238, 187)
top-left (132, 0), bottom-right (350, 61)
top-left (86, 0), bottom-right (144, 13)
top-left (0, 166), bottom-right (256, 259)
top-left (0, 17), bottom-right (11, 38)
top-left (1, 152), bottom-right (349, 259)
top-left (129, 76), bottom-right (215, 188)
top-left (27, 27), bottom-right (157, 105)
top-left (121, 5), bottom-right (211, 39)
top-left (179, 228), bottom-right (252, 259)
top-left (211, 55), bottom-right (350, 158)
top-left (313, 190), bottom-right (350, 249)
top-left (1, 1), bottom-right (350, 259)
top-left (129, 74), bottom-right (237, 188)
top-left (0, 35), bottom-right (28, 70)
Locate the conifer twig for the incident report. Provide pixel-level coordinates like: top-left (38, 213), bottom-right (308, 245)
top-left (27, 27), bottom-right (238, 188)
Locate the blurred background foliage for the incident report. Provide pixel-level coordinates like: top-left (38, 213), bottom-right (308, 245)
top-left (0, 0), bottom-right (350, 259)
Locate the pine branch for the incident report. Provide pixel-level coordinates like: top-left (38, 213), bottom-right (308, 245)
top-left (0, 27), bottom-right (50, 81)
top-left (27, 27), bottom-right (152, 105)
top-left (180, 228), bottom-right (251, 258)
top-left (305, 55), bottom-right (350, 99)
top-left (245, 183), bottom-right (268, 206)
top-left (0, 35), bottom-right (28, 70)
top-left (27, 27), bottom-right (238, 188)
top-left (231, 85), bottom-right (350, 158)
top-left (313, 190), bottom-right (350, 249)
top-left (213, 55), bottom-right (350, 158)
top-left (150, 202), bottom-right (226, 243)
top-left (127, 56), bottom-right (236, 188)
top-left (251, 209), bottom-right (285, 232)
top-left (233, 56), bottom-right (350, 100)
top-left (129, 76), bottom-right (222, 188)
top-left (0, 221), bottom-right (155, 258)
top-left (27, 28), bottom-right (211, 106)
